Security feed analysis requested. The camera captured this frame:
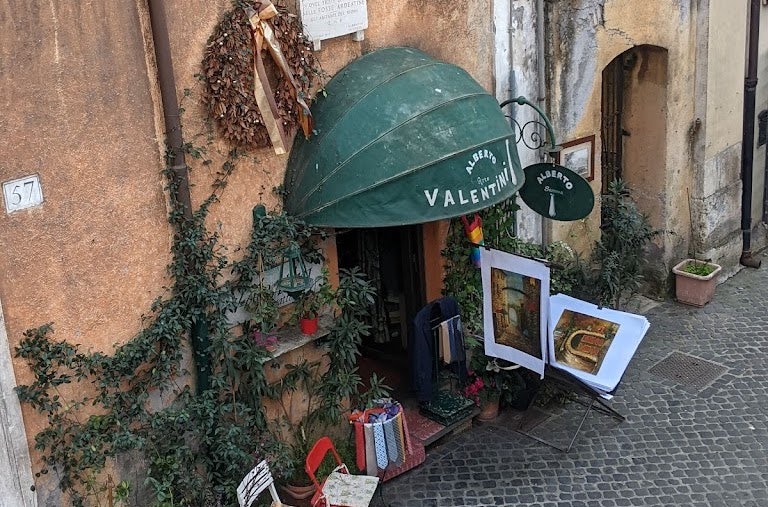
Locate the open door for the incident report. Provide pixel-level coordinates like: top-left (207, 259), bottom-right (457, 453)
top-left (337, 225), bottom-right (426, 392)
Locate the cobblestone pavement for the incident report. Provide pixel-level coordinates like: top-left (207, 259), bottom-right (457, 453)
top-left (384, 253), bottom-right (768, 506)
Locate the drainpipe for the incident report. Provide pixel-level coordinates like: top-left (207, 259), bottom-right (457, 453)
top-left (535, 0), bottom-right (551, 245)
top-left (740, 0), bottom-right (761, 268)
top-left (147, 0), bottom-right (209, 390)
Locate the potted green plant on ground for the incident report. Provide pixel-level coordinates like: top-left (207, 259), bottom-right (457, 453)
top-left (672, 258), bottom-right (722, 307)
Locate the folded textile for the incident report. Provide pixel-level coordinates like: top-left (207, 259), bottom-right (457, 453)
top-left (440, 321), bottom-right (452, 364)
top-left (372, 422), bottom-right (388, 470)
top-left (354, 416), bottom-right (366, 471)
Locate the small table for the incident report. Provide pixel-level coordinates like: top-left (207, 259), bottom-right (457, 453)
top-left (320, 471), bottom-right (379, 507)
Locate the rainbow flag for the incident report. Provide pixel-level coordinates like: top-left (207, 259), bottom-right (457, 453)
top-left (461, 214), bottom-right (484, 267)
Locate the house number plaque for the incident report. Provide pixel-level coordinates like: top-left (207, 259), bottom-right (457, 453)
top-left (3, 174), bottom-right (44, 213)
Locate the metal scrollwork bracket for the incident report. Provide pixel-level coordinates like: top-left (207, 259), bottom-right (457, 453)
top-left (500, 96), bottom-right (559, 156)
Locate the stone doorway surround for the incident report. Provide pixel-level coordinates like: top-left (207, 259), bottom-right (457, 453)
top-left (0, 299), bottom-right (37, 506)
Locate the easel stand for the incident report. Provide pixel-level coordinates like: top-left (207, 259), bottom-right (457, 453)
top-left (517, 365), bottom-right (626, 452)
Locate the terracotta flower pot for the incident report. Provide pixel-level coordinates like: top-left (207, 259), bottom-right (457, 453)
top-left (477, 397), bottom-right (500, 421)
top-left (281, 482), bottom-right (316, 501)
top-left (672, 259), bottom-right (722, 307)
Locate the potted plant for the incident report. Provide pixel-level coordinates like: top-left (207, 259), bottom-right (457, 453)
top-left (463, 336), bottom-right (529, 420)
top-left (463, 371), bottom-right (500, 420)
top-left (293, 268), bottom-right (334, 335)
top-left (672, 258), bottom-right (722, 307)
top-left (246, 280), bottom-right (281, 344)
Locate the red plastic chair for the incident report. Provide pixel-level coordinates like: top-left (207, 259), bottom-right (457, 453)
top-left (305, 436), bottom-right (379, 507)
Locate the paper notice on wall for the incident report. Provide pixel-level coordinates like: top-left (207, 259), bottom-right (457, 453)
top-left (298, 0), bottom-right (368, 43)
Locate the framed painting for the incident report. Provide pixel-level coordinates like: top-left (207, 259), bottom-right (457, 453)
top-left (557, 135), bottom-right (595, 181)
top-left (480, 248), bottom-right (550, 377)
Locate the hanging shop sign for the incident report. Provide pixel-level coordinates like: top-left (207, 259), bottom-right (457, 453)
top-left (518, 163), bottom-right (594, 221)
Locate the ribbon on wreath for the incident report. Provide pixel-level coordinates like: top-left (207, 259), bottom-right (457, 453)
top-left (461, 213), bottom-right (484, 268)
top-left (245, 2), bottom-right (313, 155)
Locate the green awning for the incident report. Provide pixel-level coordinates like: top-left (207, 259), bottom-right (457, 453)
top-left (283, 47), bottom-right (524, 227)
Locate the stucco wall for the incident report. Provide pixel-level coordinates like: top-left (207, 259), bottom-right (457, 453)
top-left (497, 0), bottom-right (544, 242)
top-left (751, 4), bottom-right (768, 247)
top-left (621, 46), bottom-right (668, 234)
top-left (1, 0), bottom-right (498, 502)
top-left (697, 0), bottom-right (748, 268)
top-left (0, 4), bottom-right (173, 494)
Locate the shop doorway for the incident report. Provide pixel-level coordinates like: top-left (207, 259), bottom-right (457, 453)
top-left (336, 225), bottom-right (426, 393)
top-left (601, 45), bottom-right (668, 233)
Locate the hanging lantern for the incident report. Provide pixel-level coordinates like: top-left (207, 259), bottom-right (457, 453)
top-left (276, 242), bottom-right (312, 298)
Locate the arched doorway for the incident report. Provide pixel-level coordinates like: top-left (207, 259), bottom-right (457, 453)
top-left (601, 45), bottom-right (669, 233)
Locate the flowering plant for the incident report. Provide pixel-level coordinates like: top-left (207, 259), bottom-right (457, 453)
top-left (463, 335), bottom-right (527, 407)
top-left (252, 330), bottom-right (278, 351)
top-left (462, 371), bottom-right (499, 406)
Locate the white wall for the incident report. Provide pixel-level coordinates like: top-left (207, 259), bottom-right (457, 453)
top-left (494, 0), bottom-right (543, 242)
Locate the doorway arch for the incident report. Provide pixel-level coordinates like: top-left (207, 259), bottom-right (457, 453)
top-left (601, 45), bottom-right (669, 233)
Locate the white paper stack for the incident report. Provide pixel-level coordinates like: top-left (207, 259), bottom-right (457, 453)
top-left (547, 293), bottom-right (651, 394)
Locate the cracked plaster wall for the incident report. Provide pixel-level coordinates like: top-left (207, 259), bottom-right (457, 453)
top-left (495, 0), bottom-right (543, 242)
top-left (545, 0), bottom-right (760, 277)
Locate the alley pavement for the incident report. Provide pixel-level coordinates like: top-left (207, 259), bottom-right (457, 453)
top-left (385, 252), bottom-right (768, 506)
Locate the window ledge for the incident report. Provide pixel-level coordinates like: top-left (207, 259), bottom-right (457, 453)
top-left (259, 314), bottom-right (333, 362)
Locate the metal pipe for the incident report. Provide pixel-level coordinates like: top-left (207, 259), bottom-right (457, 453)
top-left (740, 0), bottom-right (761, 268)
top-left (147, 0), bottom-right (208, 390)
top-left (535, 0), bottom-right (550, 246)
top-left (147, 0), bottom-right (193, 220)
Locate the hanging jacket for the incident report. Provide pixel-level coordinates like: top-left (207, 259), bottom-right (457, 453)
top-left (409, 296), bottom-right (465, 402)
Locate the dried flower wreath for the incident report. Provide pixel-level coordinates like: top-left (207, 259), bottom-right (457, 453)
top-left (201, 0), bottom-right (319, 152)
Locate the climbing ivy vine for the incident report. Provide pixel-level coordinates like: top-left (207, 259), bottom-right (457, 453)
top-left (15, 129), bottom-right (376, 506)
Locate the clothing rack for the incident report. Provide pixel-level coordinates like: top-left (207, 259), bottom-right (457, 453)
top-left (411, 296), bottom-right (468, 404)
top-left (428, 314), bottom-right (467, 394)
top-left (430, 315), bottom-right (461, 382)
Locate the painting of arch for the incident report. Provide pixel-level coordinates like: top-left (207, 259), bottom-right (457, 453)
top-left (547, 293), bottom-right (651, 393)
top-left (490, 267), bottom-right (542, 358)
top-left (480, 248), bottom-right (550, 377)
top-left (552, 309), bottom-right (619, 375)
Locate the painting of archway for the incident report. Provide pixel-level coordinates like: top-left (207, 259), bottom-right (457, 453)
top-left (480, 248), bottom-right (550, 376)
